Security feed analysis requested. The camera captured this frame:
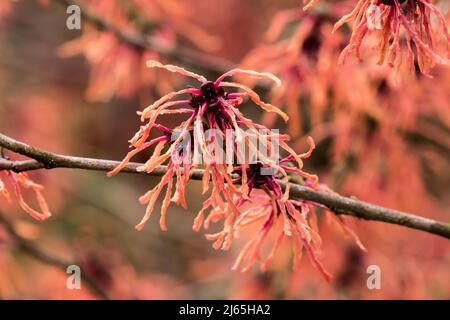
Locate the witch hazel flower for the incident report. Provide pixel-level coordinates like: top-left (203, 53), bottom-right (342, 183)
top-left (108, 60), bottom-right (301, 232)
top-left (104, 60), bottom-right (364, 279)
top-left (333, 0), bottom-right (450, 76)
top-left (195, 142), bottom-right (365, 279)
top-left (196, 140), bottom-right (338, 280)
top-left (0, 171), bottom-right (51, 221)
top-left (58, 0), bottom-right (221, 102)
top-left (233, 163), bottom-right (367, 279)
top-left (190, 133), bottom-right (313, 246)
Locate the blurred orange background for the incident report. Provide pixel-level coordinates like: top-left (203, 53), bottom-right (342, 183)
top-left (0, 0), bottom-right (449, 299)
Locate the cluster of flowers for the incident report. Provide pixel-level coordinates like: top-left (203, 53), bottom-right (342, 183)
top-left (107, 60), bottom-right (365, 279)
top-left (0, 170), bottom-right (51, 221)
top-left (58, 0), bottom-right (221, 102)
top-left (333, 0), bottom-right (450, 76)
top-left (240, 5), bottom-right (450, 215)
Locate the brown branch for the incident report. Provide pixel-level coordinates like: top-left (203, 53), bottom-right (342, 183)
top-left (0, 211), bottom-right (110, 299)
top-left (0, 132), bottom-right (449, 239)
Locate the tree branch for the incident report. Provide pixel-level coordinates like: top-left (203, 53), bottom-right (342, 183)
top-left (0, 132), bottom-right (449, 239)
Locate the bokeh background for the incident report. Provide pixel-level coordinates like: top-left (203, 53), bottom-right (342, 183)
top-left (0, 0), bottom-right (449, 299)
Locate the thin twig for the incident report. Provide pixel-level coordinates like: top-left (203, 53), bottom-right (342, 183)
top-left (0, 132), bottom-right (449, 239)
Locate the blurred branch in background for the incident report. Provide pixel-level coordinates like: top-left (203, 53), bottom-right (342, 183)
top-left (1, 132), bottom-right (449, 240)
top-left (54, 0), bottom-right (234, 74)
top-left (0, 211), bottom-right (110, 299)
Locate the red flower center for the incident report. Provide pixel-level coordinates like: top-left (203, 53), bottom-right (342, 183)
top-left (190, 81), bottom-right (226, 109)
